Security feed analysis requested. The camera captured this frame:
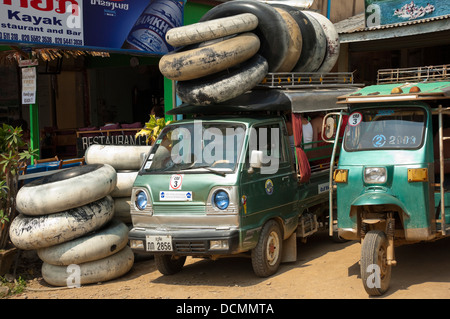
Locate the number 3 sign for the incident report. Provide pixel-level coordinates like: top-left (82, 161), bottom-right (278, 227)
top-left (170, 174), bottom-right (183, 190)
top-left (349, 112), bottom-right (362, 126)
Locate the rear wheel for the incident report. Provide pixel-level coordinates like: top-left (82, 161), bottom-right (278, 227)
top-left (155, 255), bottom-right (186, 275)
top-left (251, 220), bottom-right (282, 277)
top-left (360, 230), bottom-right (391, 296)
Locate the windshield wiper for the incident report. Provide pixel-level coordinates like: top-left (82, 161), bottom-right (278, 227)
top-left (181, 165), bottom-right (227, 177)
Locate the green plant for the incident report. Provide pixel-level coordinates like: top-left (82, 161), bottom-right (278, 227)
top-left (0, 275), bottom-right (27, 296)
top-left (0, 124), bottom-right (37, 250)
top-left (136, 115), bottom-right (173, 145)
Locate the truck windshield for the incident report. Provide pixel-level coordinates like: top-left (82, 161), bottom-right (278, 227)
top-left (343, 107), bottom-right (426, 151)
top-left (143, 121), bottom-right (246, 174)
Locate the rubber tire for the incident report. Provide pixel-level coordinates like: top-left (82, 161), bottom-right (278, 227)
top-left (304, 11), bottom-right (340, 73)
top-left (110, 170), bottom-right (138, 197)
top-left (42, 245), bottom-right (134, 287)
top-left (360, 230), bottom-right (391, 296)
top-left (273, 7), bottom-right (302, 72)
top-left (251, 220), bottom-right (283, 277)
top-left (165, 12), bottom-right (258, 47)
top-left (199, 0), bottom-right (289, 72)
top-left (176, 54), bottom-right (268, 106)
top-left (10, 196), bottom-right (115, 250)
top-left (155, 255), bottom-right (187, 275)
top-left (85, 144), bottom-right (151, 170)
top-left (16, 164), bottom-right (116, 216)
top-left (113, 197), bottom-right (131, 224)
top-left (270, 4), bottom-right (323, 72)
top-left (37, 219), bottom-right (129, 266)
top-left (159, 32), bottom-right (260, 81)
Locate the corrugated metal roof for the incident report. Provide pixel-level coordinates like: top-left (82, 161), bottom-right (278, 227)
top-left (335, 12), bottom-right (450, 43)
top-left (335, 12), bottom-right (450, 34)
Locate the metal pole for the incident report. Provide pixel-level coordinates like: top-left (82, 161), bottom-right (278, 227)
top-left (438, 105), bottom-right (446, 235)
top-left (29, 99), bottom-right (39, 163)
top-left (329, 110), bottom-right (343, 237)
top-left (327, 0), bottom-right (331, 19)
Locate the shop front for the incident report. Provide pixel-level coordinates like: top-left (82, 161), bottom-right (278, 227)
top-left (0, 0), bottom-right (217, 161)
top-left (335, 0), bottom-right (450, 84)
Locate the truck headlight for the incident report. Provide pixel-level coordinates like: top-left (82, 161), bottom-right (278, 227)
top-left (364, 167), bottom-right (387, 184)
top-left (213, 190), bottom-right (229, 210)
top-left (135, 190), bottom-right (148, 210)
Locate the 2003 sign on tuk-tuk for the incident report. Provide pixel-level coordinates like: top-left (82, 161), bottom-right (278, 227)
top-left (327, 65), bottom-right (450, 296)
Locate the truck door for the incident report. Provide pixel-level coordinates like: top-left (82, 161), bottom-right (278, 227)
top-left (240, 121), bottom-right (298, 241)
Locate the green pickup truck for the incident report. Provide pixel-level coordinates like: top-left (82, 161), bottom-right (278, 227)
top-left (129, 77), bottom-right (357, 277)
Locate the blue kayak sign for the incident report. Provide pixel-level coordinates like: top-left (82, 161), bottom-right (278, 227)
top-left (0, 0), bottom-right (185, 54)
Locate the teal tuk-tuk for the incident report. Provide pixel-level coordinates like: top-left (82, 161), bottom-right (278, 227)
top-left (328, 65), bottom-right (450, 296)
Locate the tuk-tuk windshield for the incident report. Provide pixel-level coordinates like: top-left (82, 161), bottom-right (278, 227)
top-left (343, 107), bottom-right (426, 151)
top-left (143, 121), bottom-right (246, 174)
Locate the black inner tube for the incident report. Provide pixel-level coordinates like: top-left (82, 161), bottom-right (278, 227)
top-left (25, 164), bottom-right (104, 187)
top-left (199, 0), bottom-right (289, 72)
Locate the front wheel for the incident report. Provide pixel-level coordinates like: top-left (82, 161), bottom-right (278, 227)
top-left (251, 220), bottom-right (283, 277)
top-left (360, 230), bottom-right (391, 296)
top-left (155, 255), bottom-right (186, 275)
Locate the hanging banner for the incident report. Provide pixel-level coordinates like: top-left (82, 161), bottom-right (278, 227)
top-left (365, 0), bottom-right (444, 27)
top-left (0, 0), bottom-right (185, 55)
top-left (21, 66), bottom-right (36, 104)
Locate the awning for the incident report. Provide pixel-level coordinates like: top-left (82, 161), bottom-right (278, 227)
top-left (335, 12), bottom-right (450, 44)
top-left (167, 87), bottom-right (357, 115)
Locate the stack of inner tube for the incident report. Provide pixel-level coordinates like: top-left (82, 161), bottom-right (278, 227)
top-left (10, 164), bottom-right (134, 287)
top-left (159, 0), bottom-right (340, 106)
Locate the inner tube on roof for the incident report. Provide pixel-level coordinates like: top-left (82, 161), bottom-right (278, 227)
top-left (176, 54), bottom-right (268, 106)
top-left (273, 7), bottom-right (302, 72)
top-left (165, 13), bottom-right (259, 47)
top-left (199, 0), bottom-right (289, 72)
top-left (159, 32), bottom-right (260, 81)
top-left (303, 11), bottom-right (340, 73)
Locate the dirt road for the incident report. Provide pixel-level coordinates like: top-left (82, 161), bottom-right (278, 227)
top-left (8, 231), bottom-right (450, 301)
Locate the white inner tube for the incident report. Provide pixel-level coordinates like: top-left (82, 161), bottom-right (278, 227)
top-left (42, 245), bottom-right (134, 287)
top-left (16, 164), bottom-right (117, 216)
top-left (37, 219), bottom-right (129, 266)
top-left (85, 145), bottom-right (151, 170)
top-left (176, 54), bottom-right (268, 106)
top-left (110, 170), bottom-right (138, 197)
top-left (165, 13), bottom-right (259, 47)
top-left (304, 11), bottom-right (340, 73)
top-left (159, 32), bottom-right (261, 81)
top-left (10, 196), bottom-right (115, 250)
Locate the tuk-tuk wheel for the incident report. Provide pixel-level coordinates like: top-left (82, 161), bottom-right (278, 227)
top-left (360, 230), bottom-right (391, 296)
top-left (155, 255), bottom-right (186, 275)
top-left (251, 220), bottom-right (282, 277)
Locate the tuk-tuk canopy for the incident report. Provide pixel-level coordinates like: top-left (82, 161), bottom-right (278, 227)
top-left (338, 65), bottom-right (450, 105)
top-left (338, 81), bottom-right (450, 104)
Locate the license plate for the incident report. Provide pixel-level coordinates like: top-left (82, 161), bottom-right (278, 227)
top-left (146, 235), bottom-right (173, 252)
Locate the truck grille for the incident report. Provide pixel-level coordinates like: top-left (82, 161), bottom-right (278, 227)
top-left (174, 240), bottom-right (207, 253)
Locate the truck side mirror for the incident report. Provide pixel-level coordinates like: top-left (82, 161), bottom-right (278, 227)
top-left (322, 113), bottom-right (341, 142)
top-left (324, 116), bottom-right (335, 139)
top-left (248, 150), bottom-right (263, 173)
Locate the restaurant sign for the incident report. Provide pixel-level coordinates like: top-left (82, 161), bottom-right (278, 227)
top-left (76, 133), bottom-right (148, 157)
top-left (365, 0), bottom-right (447, 27)
top-left (0, 0), bottom-right (185, 55)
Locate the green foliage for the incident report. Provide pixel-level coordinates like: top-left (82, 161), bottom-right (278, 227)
top-left (0, 275), bottom-right (27, 296)
top-left (136, 115), bottom-right (173, 145)
top-left (0, 123), bottom-right (38, 250)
